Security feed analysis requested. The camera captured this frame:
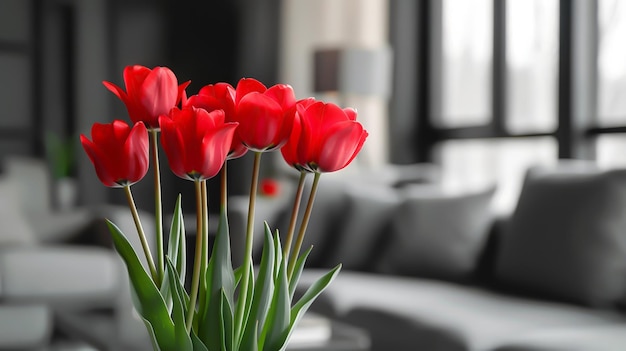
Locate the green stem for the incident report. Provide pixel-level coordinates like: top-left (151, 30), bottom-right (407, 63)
top-left (150, 129), bottom-right (164, 285)
top-left (186, 179), bottom-right (204, 332)
top-left (196, 180), bottom-right (209, 317)
top-left (288, 172), bottom-right (321, 280)
top-left (220, 162), bottom-right (228, 211)
top-left (201, 180), bottom-right (209, 274)
top-left (234, 152), bottom-right (262, 341)
top-left (283, 171), bottom-right (307, 260)
top-left (123, 185), bottom-right (158, 282)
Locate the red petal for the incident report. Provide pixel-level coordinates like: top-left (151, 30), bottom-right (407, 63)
top-left (227, 141), bottom-right (248, 160)
top-left (102, 81), bottom-right (128, 101)
top-left (343, 107), bottom-right (358, 121)
top-left (124, 122), bottom-right (149, 184)
top-left (159, 114), bottom-right (188, 179)
top-left (321, 103), bottom-right (352, 131)
top-left (140, 67), bottom-right (179, 121)
top-left (123, 65), bottom-right (151, 94)
top-left (236, 93), bottom-right (283, 150)
top-left (177, 80), bottom-right (191, 105)
top-left (80, 135), bottom-right (116, 187)
top-left (186, 94), bottom-right (231, 117)
top-left (235, 78), bottom-right (266, 103)
top-left (199, 123), bottom-right (239, 179)
top-left (280, 112), bottom-right (303, 168)
top-left (264, 84), bottom-right (296, 111)
top-left (298, 102), bottom-right (326, 162)
top-left (317, 122), bottom-right (366, 172)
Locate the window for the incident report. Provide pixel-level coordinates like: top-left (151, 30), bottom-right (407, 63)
top-left (389, 0), bottom-right (626, 209)
top-left (506, 0), bottom-right (559, 133)
top-left (596, 134), bottom-right (626, 168)
top-left (434, 137), bottom-right (557, 214)
top-left (427, 0), bottom-right (560, 213)
top-left (436, 0), bottom-right (492, 127)
top-left (597, 0), bottom-right (626, 125)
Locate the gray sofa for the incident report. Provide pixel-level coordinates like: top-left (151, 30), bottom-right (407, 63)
top-left (237, 161), bottom-right (626, 351)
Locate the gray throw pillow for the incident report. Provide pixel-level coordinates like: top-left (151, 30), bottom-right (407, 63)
top-left (494, 165), bottom-right (626, 307)
top-left (376, 184), bottom-right (496, 281)
top-left (325, 182), bottom-right (402, 271)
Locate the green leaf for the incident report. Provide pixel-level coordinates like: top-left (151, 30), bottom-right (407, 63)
top-left (233, 264), bottom-right (245, 290)
top-left (220, 288), bottom-right (235, 351)
top-left (161, 195), bottom-right (187, 314)
top-left (238, 260), bottom-right (255, 348)
top-left (291, 264), bottom-right (341, 317)
top-left (198, 209), bottom-right (235, 349)
top-left (191, 330), bottom-right (209, 351)
top-left (168, 195), bottom-right (186, 284)
top-left (160, 269), bottom-right (173, 314)
top-left (166, 257), bottom-right (190, 310)
top-left (282, 265), bottom-right (342, 350)
top-left (165, 259), bottom-right (193, 351)
top-left (241, 223), bottom-right (275, 350)
top-left (288, 246), bottom-right (313, 300)
top-left (178, 210), bottom-right (187, 279)
top-left (239, 320), bottom-right (259, 351)
top-left (259, 231), bottom-right (290, 351)
top-left (273, 229), bottom-right (282, 280)
top-left (106, 220), bottom-right (176, 350)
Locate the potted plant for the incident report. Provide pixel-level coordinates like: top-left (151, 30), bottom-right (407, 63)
top-left (80, 65), bottom-right (368, 351)
top-left (45, 131), bottom-right (77, 210)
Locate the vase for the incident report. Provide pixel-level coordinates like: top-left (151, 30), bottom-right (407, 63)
top-left (55, 177), bottom-right (78, 210)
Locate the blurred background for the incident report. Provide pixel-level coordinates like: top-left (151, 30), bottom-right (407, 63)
top-left (3, 0), bottom-right (626, 349)
top-left (2, 0), bottom-right (626, 216)
top-left (3, 0), bottom-right (626, 217)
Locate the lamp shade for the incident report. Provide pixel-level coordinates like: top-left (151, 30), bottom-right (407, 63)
top-left (313, 46), bottom-right (392, 98)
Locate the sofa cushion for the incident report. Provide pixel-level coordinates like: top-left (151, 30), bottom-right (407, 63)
top-left (376, 185), bottom-right (496, 281)
top-left (325, 182), bottom-right (401, 271)
top-left (494, 164), bottom-right (626, 307)
top-left (0, 305), bottom-right (51, 349)
top-left (297, 269), bottom-right (623, 351)
top-left (493, 324), bottom-right (626, 351)
top-left (0, 246), bottom-right (120, 308)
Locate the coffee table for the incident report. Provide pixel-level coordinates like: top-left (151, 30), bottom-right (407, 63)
top-left (287, 313), bottom-right (370, 351)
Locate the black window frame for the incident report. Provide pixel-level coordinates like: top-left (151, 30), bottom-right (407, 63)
top-left (389, 0), bottom-right (615, 164)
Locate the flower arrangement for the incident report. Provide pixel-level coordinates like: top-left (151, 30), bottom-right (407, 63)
top-left (80, 65), bottom-right (368, 351)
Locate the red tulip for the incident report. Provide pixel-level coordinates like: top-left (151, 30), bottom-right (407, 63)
top-left (80, 120), bottom-right (149, 187)
top-left (103, 65), bottom-right (189, 128)
top-left (259, 178), bottom-right (281, 197)
top-left (233, 78), bottom-right (297, 152)
top-left (281, 101), bottom-right (368, 173)
top-left (184, 83), bottom-right (247, 159)
top-left (159, 107), bottom-right (238, 181)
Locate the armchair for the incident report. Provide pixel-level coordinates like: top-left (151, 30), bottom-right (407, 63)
top-left (0, 156), bottom-right (151, 350)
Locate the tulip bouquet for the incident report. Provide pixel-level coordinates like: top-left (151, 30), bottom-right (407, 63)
top-left (80, 65), bottom-right (367, 351)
